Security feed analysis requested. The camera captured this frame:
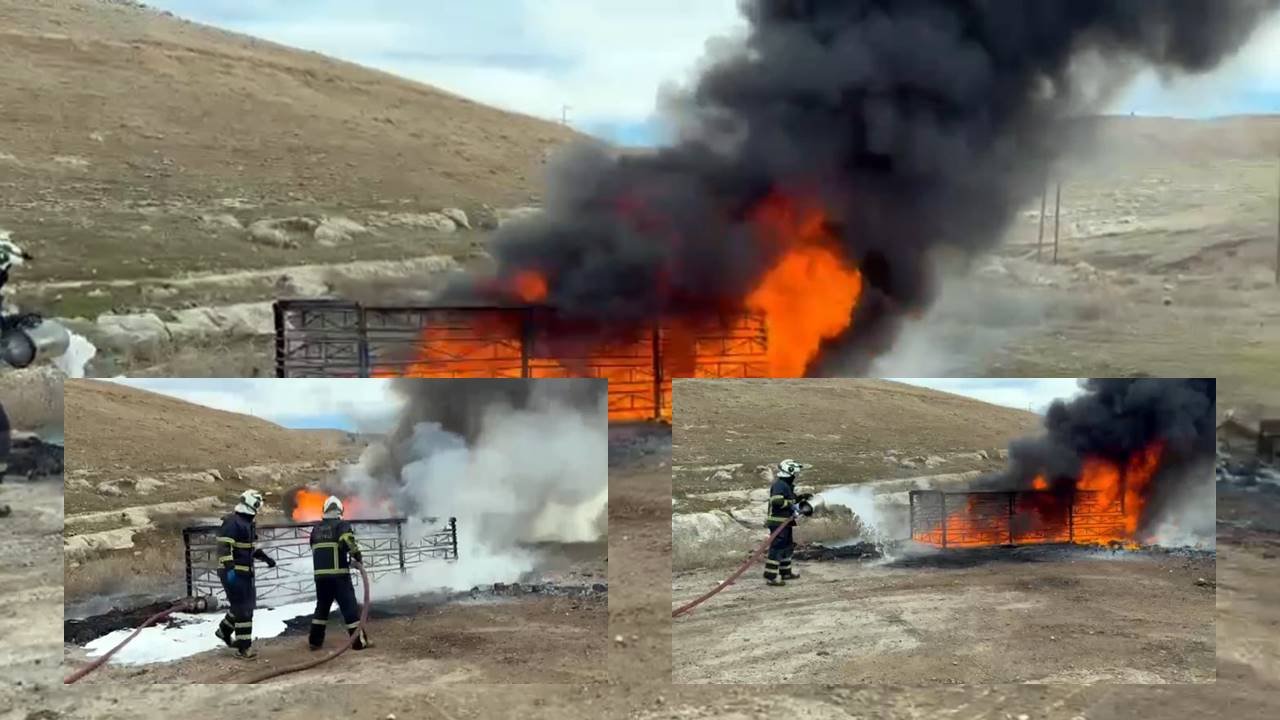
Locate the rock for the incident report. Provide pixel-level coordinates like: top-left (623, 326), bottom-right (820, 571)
top-left (247, 217), bottom-right (318, 248)
top-left (53, 155), bottom-right (90, 169)
top-left (379, 212), bottom-right (457, 233)
top-left (94, 312), bottom-right (170, 352)
top-left (496, 205), bottom-right (541, 227)
top-left (440, 207), bottom-right (470, 229)
top-left (141, 284), bottom-right (179, 301)
top-left (706, 469), bottom-right (734, 484)
top-left (313, 216), bottom-right (368, 246)
top-left (165, 302), bottom-right (274, 342)
top-left (197, 213), bottom-right (243, 231)
top-left (1162, 296), bottom-right (1173, 306)
top-left (614, 635), bottom-right (626, 646)
top-left (475, 204), bottom-right (500, 230)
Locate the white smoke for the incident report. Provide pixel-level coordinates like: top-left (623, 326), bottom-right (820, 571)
top-left (52, 330), bottom-right (97, 378)
top-left (347, 394), bottom-right (607, 596)
top-left (1147, 460), bottom-right (1217, 549)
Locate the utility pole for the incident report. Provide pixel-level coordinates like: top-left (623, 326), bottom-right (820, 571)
top-left (560, 104), bottom-right (572, 127)
top-left (1037, 181), bottom-right (1047, 263)
top-left (1275, 154), bottom-right (1279, 285)
top-left (1053, 181), bottom-right (1062, 265)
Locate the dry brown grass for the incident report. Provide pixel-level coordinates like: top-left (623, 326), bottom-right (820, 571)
top-left (0, 0), bottom-right (582, 283)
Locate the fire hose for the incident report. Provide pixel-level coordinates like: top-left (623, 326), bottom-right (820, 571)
top-left (671, 516), bottom-right (797, 618)
top-left (238, 561), bottom-right (371, 684)
top-left (62, 563), bottom-right (372, 684)
top-left (63, 596), bottom-right (215, 684)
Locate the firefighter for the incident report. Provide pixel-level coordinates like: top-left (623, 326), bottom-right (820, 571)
top-left (764, 459), bottom-right (813, 586)
top-left (213, 489), bottom-right (277, 659)
top-left (308, 496), bottom-right (370, 651)
top-left (0, 233), bottom-right (32, 297)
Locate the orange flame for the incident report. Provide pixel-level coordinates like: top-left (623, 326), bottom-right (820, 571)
top-left (374, 191), bottom-right (867, 419)
top-left (511, 270), bottom-right (549, 303)
top-left (290, 488), bottom-right (394, 522)
top-left (918, 440), bottom-right (1167, 548)
top-left (745, 194), bottom-right (862, 377)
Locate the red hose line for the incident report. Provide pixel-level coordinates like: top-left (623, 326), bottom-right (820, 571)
top-left (672, 517), bottom-right (795, 618)
top-left (238, 561), bottom-right (372, 684)
top-left (64, 601), bottom-right (191, 684)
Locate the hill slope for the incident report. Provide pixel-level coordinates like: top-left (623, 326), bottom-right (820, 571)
top-left (673, 378), bottom-right (1045, 493)
top-left (64, 379), bottom-right (351, 473)
top-left (0, 0), bottom-right (580, 281)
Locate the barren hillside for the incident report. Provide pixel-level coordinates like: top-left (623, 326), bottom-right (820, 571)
top-left (64, 379), bottom-right (351, 474)
top-left (672, 378), bottom-right (1044, 496)
top-left (0, 0), bottom-right (580, 284)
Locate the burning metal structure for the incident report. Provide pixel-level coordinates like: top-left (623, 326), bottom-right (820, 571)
top-left (182, 518), bottom-right (457, 606)
top-left (911, 488), bottom-right (1138, 549)
top-left (911, 379), bottom-right (1215, 550)
top-left (274, 298), bottom-right (768, 420)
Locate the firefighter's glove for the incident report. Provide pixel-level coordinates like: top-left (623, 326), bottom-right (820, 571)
top-left (264, 557), bottom-right (277, 569)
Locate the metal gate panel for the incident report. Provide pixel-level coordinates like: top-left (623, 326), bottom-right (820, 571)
top-left (182, 518), bottom-right (457, 607)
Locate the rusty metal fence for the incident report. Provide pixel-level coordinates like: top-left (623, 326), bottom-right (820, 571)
top-left (182, 517), bottom-right (457, 607)
top-left (908, 489), bottom-right (1127, 548)
top-left (273, 299), bottom-right (770, 420)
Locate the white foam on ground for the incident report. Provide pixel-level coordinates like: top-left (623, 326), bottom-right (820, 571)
top-left (83, 601), bottom-right (312, 666)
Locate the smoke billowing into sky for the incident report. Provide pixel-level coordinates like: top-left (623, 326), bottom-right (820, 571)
top-left (453, 0), bottom-right (1279, 373)
top-left (991, 378), bottom-right (1216, 543)
top-left (333, 379), bottom-right (608, 592)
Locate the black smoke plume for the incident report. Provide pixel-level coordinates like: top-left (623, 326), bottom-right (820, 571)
top-left (984, 378), bottom-right (1216, 540)
top-left (448, 0), bottom-right (1278, 373)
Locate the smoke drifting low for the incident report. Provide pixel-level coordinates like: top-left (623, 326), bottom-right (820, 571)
top-left (986, 378), bottom-right (1216, 543)
top-left (337, 380), bottom-right (607, 592)
top-left (449, 0), bottom-right (1278, 372)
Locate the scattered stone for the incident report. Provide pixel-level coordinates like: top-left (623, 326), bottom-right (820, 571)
top-left (706, 469), bottom-right (734, 484)
top-left (1194, 577), bottom-right (1215, 588)
top-left (53, 155), bottom-right (90, 169)
top-left (1162, 296), bottom-right (1173, 306)
top-left (247, 217), bottom-right (317, 248)
top-left (197, 213), bottom-right (243, 231)
top-left (495, 205), bottom-right (541, 227)
top-left (440, 207), bottom-right (470, 229)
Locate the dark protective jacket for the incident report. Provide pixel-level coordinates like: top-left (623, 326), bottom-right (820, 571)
top-left (216, 512), bottom-right (273, 574)
top-left (765, 475), bottom-right (797, 528)
top-left (310, 517), bottom-right (363, 576)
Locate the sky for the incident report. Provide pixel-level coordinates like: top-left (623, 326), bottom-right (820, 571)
top-left (106, 378), bottom-right (403, 432)
top-left (889, 378), bottom-right (1083, 414)
top-left (144, 0), bottom-right (1280, 146)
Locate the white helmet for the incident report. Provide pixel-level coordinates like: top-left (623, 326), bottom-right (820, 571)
top-left (235, 489), bottom-right (264, 516)
top-left (778, 459), bottom-right (804, 479)
top-left (323, 495), bottom-right (344, 519)
top-left (0, 233), bottom-right (30, 272)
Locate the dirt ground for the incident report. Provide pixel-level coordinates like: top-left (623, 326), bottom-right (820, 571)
top-left (0, 480), bottom-right (63, 692)
top-left (64, 593), bottom-right (607, 685)
top-left (672, 548), bottom-right (1216, 684)
top-left (607, 465), bottom-right (673, 683)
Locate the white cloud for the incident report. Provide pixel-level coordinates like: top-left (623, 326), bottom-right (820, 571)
top-left (889, 378), bottom-right (1084, 414)
top-left (106, 378), bottom-right (402, 431)
top-left (146, 0), bottom-right (1279, 134)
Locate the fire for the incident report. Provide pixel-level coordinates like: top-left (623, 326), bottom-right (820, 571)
top-left (510, 270), bottom-right (548, 303)
top-left (373, 190), bottom-right (866, 419)
top-left (915, 440), bottom-right (1167, 549)
top-left (290, 488), bottom-right (394, 522)
top-left (745, 194), bottom-right (863, 377)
